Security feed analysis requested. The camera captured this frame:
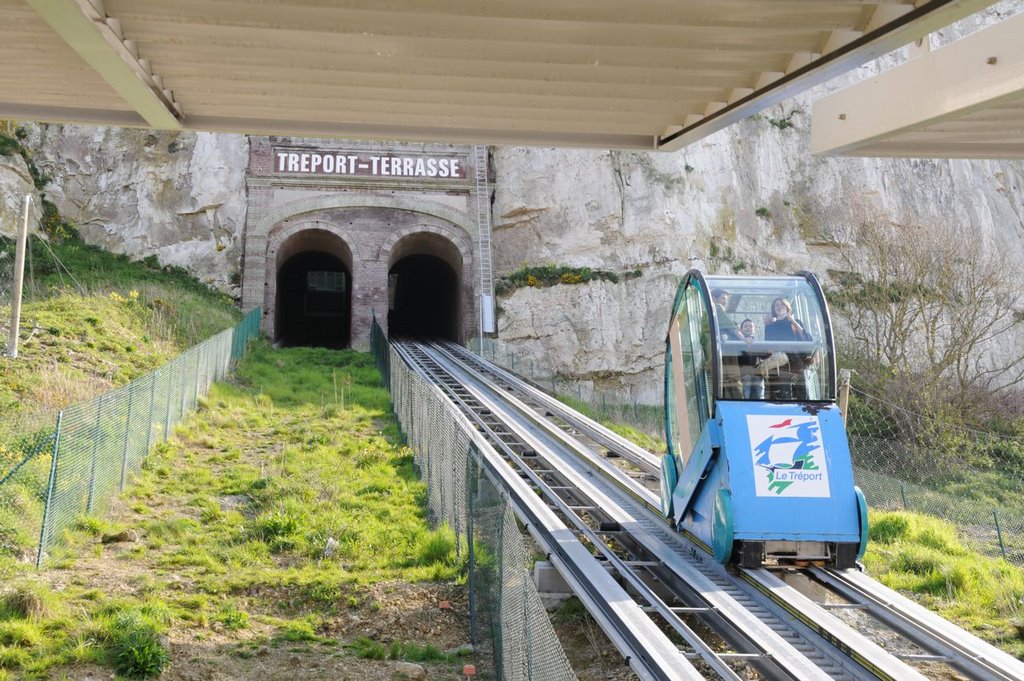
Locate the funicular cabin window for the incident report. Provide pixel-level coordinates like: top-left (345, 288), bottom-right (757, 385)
top-left (704, 275), bottom-right (834, 402)
top-left (305, 271), bottom-right (346, 317)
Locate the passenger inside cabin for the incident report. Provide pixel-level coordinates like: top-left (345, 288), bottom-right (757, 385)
top-left (738, 318), bottom-right (765, 399)
top-left (713, 289), bottom-right (744, 397)
top-left (763, 297), bottom-right (813, 400)
top-left (711, 289), bottom-right (744, 340)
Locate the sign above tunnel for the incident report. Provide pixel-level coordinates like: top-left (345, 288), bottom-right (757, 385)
top-left (273, 147), bottom-right (468, 180)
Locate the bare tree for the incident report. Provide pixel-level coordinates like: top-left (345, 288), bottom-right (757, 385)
top-left (825, 209), bottom-right (1024, 416)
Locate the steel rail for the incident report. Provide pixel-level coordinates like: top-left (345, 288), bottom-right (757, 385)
top-left (434, 343), bottom-right (664, 509)
top-left (440, 340), bottom-right (1024, 681)
top-left (420, 341), bottom-right (849, 680)
top-left (810, 566), bottom-right (1024, 681)
top-left (453, 340), bottom-right (1024, 681)
top-left (739, 568), bottom-right (929, 681)
top-left (444, 341), bottom-right (660, 474)
top-left (410, 344), bottom-right (744, 680)
top-left (392, 341), bottom-right (706, 681)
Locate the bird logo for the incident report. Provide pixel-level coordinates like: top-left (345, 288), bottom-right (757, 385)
top-left (753, 418), bottom-right (822, 495)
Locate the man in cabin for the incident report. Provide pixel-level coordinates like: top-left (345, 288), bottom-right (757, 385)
top-left (712, 289), bottom-right (744, 341)
top-left (712, 289), bottom-right (744, 397)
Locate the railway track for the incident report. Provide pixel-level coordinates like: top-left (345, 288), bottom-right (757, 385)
top-left (391, 338), bottom-right (1024, 681)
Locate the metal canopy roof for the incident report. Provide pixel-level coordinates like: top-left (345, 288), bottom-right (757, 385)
top-left (0, 0), bottom-right (999, 151)
top-left (812, 10), bottom-right (1024, 158)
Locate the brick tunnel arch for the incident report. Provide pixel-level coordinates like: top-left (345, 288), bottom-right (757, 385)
top-left (386, 231), bottom-right (465, 341)
top-left (271, 226), bottom-right (353, 348)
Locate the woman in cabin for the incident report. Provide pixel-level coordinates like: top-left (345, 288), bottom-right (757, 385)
top-left (763, 297), bottom-right (812, 399)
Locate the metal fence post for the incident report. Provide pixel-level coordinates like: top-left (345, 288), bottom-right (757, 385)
top-left (993, 510), bottom-right (1007, 560)
top-left (120, 387), bottom-right (134, 491)
top-left (6, 195), bottom-right (31, 358)
top-left (181, 354), bottom-right (191, 414)
top-left (86, 395), bottom-right (104, 514)
top-left (467, 449), bottom-right (477, 647)
top-left (164, 366), bottom-right (174, 441)
top-left (146, 370), bottom-right (158, 452)
top-left (900, 483), bottom-right (909, 510)
top-left (36, 411), bottom-right (64, 569)
top-left (838, 368), bottom-right (852, 424)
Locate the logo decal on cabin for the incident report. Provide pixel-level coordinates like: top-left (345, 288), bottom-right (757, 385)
top-left (747, 415), bottom-right (830, 497)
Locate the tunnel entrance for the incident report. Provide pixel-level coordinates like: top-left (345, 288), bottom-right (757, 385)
top-left (274, 230), bottom-right (352, 348)
top-left (388, 233), bottom-right (463, 341)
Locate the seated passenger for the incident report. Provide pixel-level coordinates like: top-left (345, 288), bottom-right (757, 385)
top-left (763, 297), bottom-right (812, 400)
top-left (713, 289), bottom-right (744, 397)
top-left (737, 319), bottom-right (765, 399)
top-left (712, 288), bottom-right (744, 341)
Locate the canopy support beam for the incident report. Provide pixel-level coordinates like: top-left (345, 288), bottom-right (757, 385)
top-left (26, 0), bottom-right (183, 129)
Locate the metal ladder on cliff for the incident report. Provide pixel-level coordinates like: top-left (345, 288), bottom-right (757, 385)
top-left (473, 145), bottom-right (495, 337)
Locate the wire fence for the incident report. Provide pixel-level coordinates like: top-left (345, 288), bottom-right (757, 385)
top-left (846, 386), bottom-right (1024, 567)
top-left (0, 307), bottom-right (261, 568)
top-left (382, 329), bottom-right (577, 681)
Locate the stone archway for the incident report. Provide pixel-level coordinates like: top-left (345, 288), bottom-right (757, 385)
top-left (257, 193), bottom-right (475, 240)
top-left (265, 222), bottom-right (354, 348)
top-left (386, 231), bottom-right (465, 341)
top-left (246, 200), bottom-right (476, 347)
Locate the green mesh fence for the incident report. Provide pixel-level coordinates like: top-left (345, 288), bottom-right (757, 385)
top-left (853, 465), bottom-right (1024, 564)
top-left (846, 385), bottom-right (1024, 568)
top-left (383, 331), bottom-right (577, 681)
top-left (0, 308), bottom-right (260, 568)
top-left (370, 309), bottom-right (390, 387)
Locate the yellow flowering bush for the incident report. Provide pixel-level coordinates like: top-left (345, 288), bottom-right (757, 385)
top-left (560, 272), bottom-right (582, 284)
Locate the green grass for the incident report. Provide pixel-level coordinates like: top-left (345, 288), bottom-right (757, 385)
top-left (105, 610), bottom-right (170, 678)
top-left (0, 234), bottom-right (240, 440)
top-left (0, 232), bottom-right (241, 592)
top-left (556, 395), bottom-right (665, 453)
top-left (864, 510), bottom-right (1024, 657)
top-left (1, 235), bottom-right (239, 349)
top-left (235, 343), bottom-right (392, 413)
top-left (0, 293), bottom-right (177, 420)
top-left (0, 345), bottom-right (468, 677)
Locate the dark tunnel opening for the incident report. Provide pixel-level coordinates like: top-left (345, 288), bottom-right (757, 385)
top-left (388, 254), bottom-right (459, 341)
top-left (275, 251), bottom-right (351, 348)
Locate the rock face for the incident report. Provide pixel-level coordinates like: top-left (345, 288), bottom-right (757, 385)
top-left (490, 2), bottom-right (1024, 403)
top-left (492, 100), bottom-right (1024, 404)
top-left (0, 151), bottom-right (43, 239)
top-left (23, 125), bottom-right (248, 294)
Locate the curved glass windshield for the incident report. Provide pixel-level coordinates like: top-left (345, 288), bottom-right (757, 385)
top-left (665, 276), bottom-right (713, 465)
top-left (707, 275), bottom-right (834, 402)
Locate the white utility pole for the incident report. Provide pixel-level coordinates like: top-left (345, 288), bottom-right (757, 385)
top-left (6, 194), bottom-right (31, 358)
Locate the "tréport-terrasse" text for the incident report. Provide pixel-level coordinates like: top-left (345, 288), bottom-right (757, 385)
top-left (274, 150), bottom-right (465, 179)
